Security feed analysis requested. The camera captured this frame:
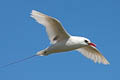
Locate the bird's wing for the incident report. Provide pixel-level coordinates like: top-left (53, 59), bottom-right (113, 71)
top-left (31, 10), bottom-right (70, 44)
top-left (76, 46), bottom-right (110, 65)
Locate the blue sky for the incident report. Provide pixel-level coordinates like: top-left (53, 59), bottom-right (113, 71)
top-left (0, 0), bottom-right (119, 80)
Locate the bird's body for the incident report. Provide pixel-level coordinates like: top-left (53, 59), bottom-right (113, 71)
top-left (38, 36), bottom-right (87, 55)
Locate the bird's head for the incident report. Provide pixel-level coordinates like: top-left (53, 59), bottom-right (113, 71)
top-left (81, 37), bottom-right (96, 47)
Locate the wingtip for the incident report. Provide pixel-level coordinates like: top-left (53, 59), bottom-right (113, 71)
top-left (30, 10), bottom-right (36, 18)
top-left (102, 57), bottom-right (110, 65)
top-left (93, 56), bottom-right (110, 65)
top-left (94, 60), bottom-right (110, 65)
top-left (103, 61), bottom-right (110, 65)
top-left (31, 10), bottom-right (48, 18)
top-left (31, 10), bottom-right (38, 14)
top-left (30, 10), bottom-right (41, 19)
top-left (31, 10), bottom-right (38, 15)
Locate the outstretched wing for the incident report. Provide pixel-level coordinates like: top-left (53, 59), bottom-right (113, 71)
top-left (31, 10), bottom-right (70, 44)
top-left (76, 46), bottom-right (110, 65)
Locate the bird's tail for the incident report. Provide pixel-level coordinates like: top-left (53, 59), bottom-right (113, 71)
top-left (36, 50), bottom-right (47, 56)
top-left (0, 50), bottom-right (48, 68)
top-left (0, 55), bottom-right (38, 68)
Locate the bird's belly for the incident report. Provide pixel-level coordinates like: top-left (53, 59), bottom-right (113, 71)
top-left (46, 42), bottom-right (82, 54)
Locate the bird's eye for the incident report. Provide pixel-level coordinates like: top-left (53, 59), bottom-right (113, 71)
top-left (84, 40), bottom-right (88, 43)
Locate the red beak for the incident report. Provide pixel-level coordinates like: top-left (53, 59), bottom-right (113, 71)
top-left (88, 43), bottom-right (96, 47)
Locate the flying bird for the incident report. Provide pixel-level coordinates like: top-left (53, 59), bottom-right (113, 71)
top-left (31, 10), bottom-right (109, 64)
top-left (1, 10), bottom-right (109, 68)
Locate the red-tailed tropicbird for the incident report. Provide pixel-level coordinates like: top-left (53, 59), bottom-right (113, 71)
top-left (1, 10), bottom-right (109, 68)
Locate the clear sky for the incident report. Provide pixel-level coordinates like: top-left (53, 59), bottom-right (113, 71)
top-left (0, 0), bottom-right (119, 80)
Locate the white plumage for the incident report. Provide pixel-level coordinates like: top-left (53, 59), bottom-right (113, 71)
top-left (31, 10), bottom-right (70, 44)
top-left (1, 10), bottom-right (110, 68)
top-left (31, 10), bottom-right (109, 65)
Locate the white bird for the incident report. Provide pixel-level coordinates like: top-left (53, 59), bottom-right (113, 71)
top-left (1, 10), bottom-right (109, 68)
top-left (31, 10), bottom-right (109, 64)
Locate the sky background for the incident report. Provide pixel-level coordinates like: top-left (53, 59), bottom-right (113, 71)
top-left (0, 0), bottom-right (119, 80)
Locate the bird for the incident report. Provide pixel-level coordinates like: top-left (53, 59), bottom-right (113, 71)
top-left (1, 10), bottom-right (109, 68)
top-left (31, 10), bottom-right (109, 64)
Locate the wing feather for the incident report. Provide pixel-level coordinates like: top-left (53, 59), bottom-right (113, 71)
top-left (76, 46), bottom-right (110, 65)
top-left (31, 10), bottom-right (70, 44)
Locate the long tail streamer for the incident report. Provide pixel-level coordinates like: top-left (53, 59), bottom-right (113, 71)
top-left (0, 55), bottom-right (38, 68)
